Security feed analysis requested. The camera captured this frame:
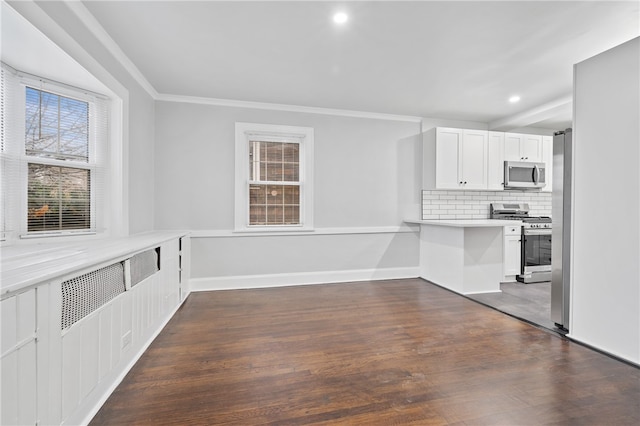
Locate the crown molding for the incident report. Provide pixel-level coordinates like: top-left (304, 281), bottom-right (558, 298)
top-left (65, 0), bottom-right (159, 99)
top-left (156, 93), bottom-right (423, 123)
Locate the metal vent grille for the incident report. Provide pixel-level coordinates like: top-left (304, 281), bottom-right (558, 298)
top-left (61, 262), bottom-right (125, 330)
top-left (129, 248), bottom-right (160, 287)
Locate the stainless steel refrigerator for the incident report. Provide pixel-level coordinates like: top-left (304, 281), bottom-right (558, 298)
top-left (551, 129), bottom-right (572, 331)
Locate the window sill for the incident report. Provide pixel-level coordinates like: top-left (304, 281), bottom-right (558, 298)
top-left (233, 227), bottom-right (315, 236)
top-left (20, 230), bottom-right (97, 240)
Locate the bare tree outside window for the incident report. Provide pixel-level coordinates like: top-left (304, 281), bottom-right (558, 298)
top-left (25, 87), bottom-right (89, 161)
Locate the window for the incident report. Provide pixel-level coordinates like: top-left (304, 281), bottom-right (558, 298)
top-left (235, 123), bottom-right (313, 231)
top-left (1, 63), bottom-right (109, 240)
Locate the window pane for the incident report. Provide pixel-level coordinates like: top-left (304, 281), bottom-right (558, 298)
top-left (266, 185), bottom-right (284, 205)
top-left (266, 206), bottom-right (284, 224)
top-left (249, 140), bottom-right (299, 183)
top-left (249, 205), bottom-right (266, 225)
top-left (283, 163), bottom-right (299, 181)
top-left (265, 142), bottom-right (282, 162)
top-left (266, 162), bottom-right (283, 181)
top-left (27, 164), bottom-right (90, 232)
top-left (249, 183), bottom-right (300, 226)
top-left (283, 143), bottom-right (299, 163)
top-left (284, 206), bottom-right (299, 224)
top-left (283, 186), bottom-right (299, 205)
top-left (249, 185), bottom-right (266, 205)
top-left (25, 87), bottom-right (89, 162)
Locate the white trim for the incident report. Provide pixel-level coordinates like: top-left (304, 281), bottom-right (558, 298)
top-left (65, 0), bottom-right (159, 99)
top-left (463, 290), bottom-right (503, 295)
top-left (190, 226), bottom-right (416, 238)
top-left (158, 93), bottom-right (423, 123)
top-left (190, 267), bottom-right (420, 292)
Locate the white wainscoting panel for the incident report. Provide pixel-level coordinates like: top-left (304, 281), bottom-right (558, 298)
top-left (1, 288), bottom-right (38, 426)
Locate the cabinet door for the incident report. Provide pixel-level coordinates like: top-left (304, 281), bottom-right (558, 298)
top-left (504, 235), bottom-right (522, 277)
top-left (487, 131), bottom-right (505, 190)
top-left (541, 136), bottom-right (553, 192)
top-left (461, 129), bottom-right (488, 189)
top-left (522, 135), bottom-right (542, 162)
top-left (435, 128), bottom-right (462, 189)
top-left (504, 133), bottom-right (523, 161)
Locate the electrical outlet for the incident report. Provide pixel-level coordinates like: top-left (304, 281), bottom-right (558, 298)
top-left (121, 331), bottom-right (132, 349)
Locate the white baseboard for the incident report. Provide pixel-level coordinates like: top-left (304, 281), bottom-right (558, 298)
top-left (190, 267), bottom-right (420, 291)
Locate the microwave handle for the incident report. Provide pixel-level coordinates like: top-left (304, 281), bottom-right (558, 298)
top-left (533, 164), bottom-right (540, 184)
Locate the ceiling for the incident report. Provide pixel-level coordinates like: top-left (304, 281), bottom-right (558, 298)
top-left (9, 1), bottom-right (640, 130)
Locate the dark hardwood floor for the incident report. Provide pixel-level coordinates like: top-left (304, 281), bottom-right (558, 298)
top-left (91, 279), bottom-right (640, 425)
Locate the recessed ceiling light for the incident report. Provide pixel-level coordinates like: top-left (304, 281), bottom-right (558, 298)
top-left (333, 12), bottom-right (348, 24)
top-left (509, 95), bottom-right (521, 103)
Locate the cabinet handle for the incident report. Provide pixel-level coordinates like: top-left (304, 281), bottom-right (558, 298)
top-left (464, 181), bottom-right (467, 184)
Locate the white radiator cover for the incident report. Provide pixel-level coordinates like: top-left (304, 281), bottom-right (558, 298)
top-left (0, 233), bottom-right (190, 426)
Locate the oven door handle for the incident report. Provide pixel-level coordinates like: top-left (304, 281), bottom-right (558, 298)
top-left (523, 228), bottom-right (552, 236)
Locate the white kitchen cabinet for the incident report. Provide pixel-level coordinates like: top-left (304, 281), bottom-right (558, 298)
top-left (433, 127), bottom-right (462, 189)
top-left (487, 131), bottom-right (505, 190)
top-left (541, 136), bottom-right (553, 192)
top-left (503, 225), bottom-right (522, 279)
top-left (430, 127), bottom-right (488, 190)
top-left (504, 133), bottom-right (542, 162)
top-left (460, 129), bottom-right (489, 189)
top-left (423, 127), bottom-right (550, 192)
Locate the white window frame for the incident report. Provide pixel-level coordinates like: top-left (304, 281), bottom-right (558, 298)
top-left (234, 122), bottom-right (314, 232)
top-left (1, 63), bottom-right (118, 243)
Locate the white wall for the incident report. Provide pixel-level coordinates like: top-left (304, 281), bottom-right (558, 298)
top-left (154, 102), bottom-right (425, 287)
top-left (571, 37), bottom-right (639, 364)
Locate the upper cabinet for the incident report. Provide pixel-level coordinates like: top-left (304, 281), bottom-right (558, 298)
top-left (424, 127), bottom-right (552, 192)
top-left (487, 131), bottom-right (505, 190)
top-left (428, 127), bottom-right (488, 190)
top-left (504, 133), bottom-right (542, 162)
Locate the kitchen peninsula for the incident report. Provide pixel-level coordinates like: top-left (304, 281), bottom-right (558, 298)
top-left (406, 219), bottom-right (522, 294)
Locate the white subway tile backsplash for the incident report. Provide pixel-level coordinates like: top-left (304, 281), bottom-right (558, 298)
top-left (421, 189), bottom-right (552, 220)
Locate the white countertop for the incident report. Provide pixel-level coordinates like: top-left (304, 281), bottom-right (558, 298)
top-left (1, 231), bottom-right (188, 298)
top-left (405, 219), bottom-right (523, 228)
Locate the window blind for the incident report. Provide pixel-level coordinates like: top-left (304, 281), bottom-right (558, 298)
top-left (0, 62), bottom-right (110, 239)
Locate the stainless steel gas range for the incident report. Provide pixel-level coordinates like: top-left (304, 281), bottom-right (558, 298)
top-left (490, 203), bottom-right (552, 283)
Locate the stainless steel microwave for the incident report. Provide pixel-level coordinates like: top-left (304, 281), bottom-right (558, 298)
top-left (504, 161), bottom-right (546, 189)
